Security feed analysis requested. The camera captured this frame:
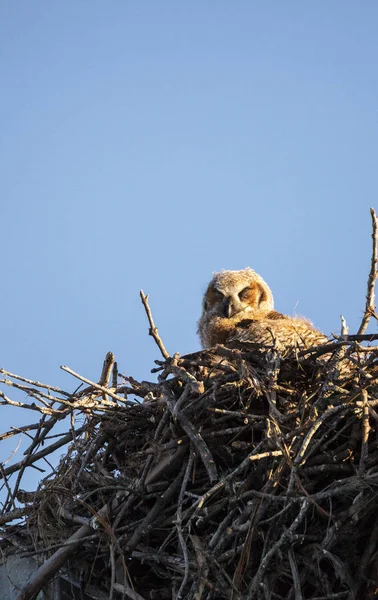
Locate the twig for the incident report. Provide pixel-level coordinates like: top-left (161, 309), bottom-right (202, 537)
top-left (193, 441), bottom-right (265, 514)
top-left (288, 548), bottom-right (303, 600)
top-left (249, 450), bottom-right (283, 462)
top-left (0, 368), bottom-right (72, 396)
top-left (99, 351), bottom-right (115, 404)
top-left (0, 391), bottom-right (62, 416)
top-left (247, 500), bottom-right (309, 599)
top-left (0, 507), bottom-right (31, 525)
top-left (112, 583), bottom-right (147, 600)
top-left (190, 535), bottom-right (211, 600)
top-left (358, 389), bottom-right (370, 476)
top-left (125, 468), bottom-right (184, 552)
top-left (60, 365), bottom-right (130, 405)
top-left (99, 351), bottom-right (115, 386)
top-left (294, 403), bottom-right (350, 467)
top-left (358, 517), bottom-right (378, 589)
top-left (358, 207), bottom-right (378, 335)
top-left (109, 542), bottom-right (116, 600)
top-left (297, 334), bottom-right (378, 360)
top-left (1, 428), bottom-right (85, 479)
top-left (7, 418), bottom-right (47, 512)
top-left (17, 533), bottom-right (99, 557)
top-left (0, 378), bottom-right (79, 410)
top-left (0, 423), bottom-right (41, 441)
top-left (166, 353), bottom-right (204, 396)
top-left (165, 386), bottom-right (218, 484)
top-left (0, 463), bottom-right (17, 512)
top-left (112, 361), bottom-right (118, 389)
top-left (140, 290), bottom-right (170, 359)
top-left (176, 452), bottom-right (194, 599)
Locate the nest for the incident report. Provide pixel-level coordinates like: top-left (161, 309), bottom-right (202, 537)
top-left (1, 209), bottom-right (378, 600)
top-left (2, 337), bottom-right (378, 600)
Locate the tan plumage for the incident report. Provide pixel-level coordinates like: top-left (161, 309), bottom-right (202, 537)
top-left (198, 268), bottom-right (328, 357)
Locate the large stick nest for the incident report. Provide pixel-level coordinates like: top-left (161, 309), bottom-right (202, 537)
top-left (2, 339), bottom-right (378, 600)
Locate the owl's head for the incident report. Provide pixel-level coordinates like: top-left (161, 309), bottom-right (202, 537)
top-left (197, 268), bottom-right (274, 347)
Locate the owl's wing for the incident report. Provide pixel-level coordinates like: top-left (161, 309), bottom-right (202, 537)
top-left (228, 316), bottom-right (329, 356)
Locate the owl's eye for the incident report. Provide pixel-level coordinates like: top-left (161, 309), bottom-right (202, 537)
top-left (204, 286), bottom-right (224, 310)
top-left (238, 286), bottom-right (251, 300)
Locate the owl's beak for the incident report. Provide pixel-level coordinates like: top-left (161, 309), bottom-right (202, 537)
top-left (223, 297), bottom-right (235, 318)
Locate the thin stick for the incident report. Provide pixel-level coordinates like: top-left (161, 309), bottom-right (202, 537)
top-left (358, 207), bottom-right (378, 335)
top-left (0, 392), bottom-right (60, 416)
top-left (165, 386), bottom-right (218, 484)
top-left (60, 365), bottom-right (130, 405)
top-left (288, 548), bottom-right (303, 600)
top-left (193, 441), bottom-right (265, 513)
top-left (249, 450), bottom-right (283, 462)
top-left (247, 500), bottom-right (309, 599)
top-left (176, 453), bottom-right (194, 599)
top-left (0, 507), bottom-right (31, 525)
top-left (0, 368), bottom-right (72, 396)
top-left (112, 361), bottom-right (118, 389)
top-left (99, 351), bottom-right (115, 404)
top-left (99, 351), bottom-right (115, 386)
top-left (294, 403), bottom-right (350, 467)
top-left (125, 469), bottom-right (183, 552)
top-left (0, 378), bottom-right (78, 409)
top-left (298, 333), bottom-right (378, 360)
top-left (358, 389), bottom-right (370, 476)
top-left (0, 423), bottom-right (41, 442)
top-left (140, 290), bottom-right (170, 359)
top-left (112, 583), bottom-right (147, 600)
top-left (1, 428), bottom-right (85, 479)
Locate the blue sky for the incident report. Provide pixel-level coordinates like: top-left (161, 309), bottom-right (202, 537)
top-left (1, 3), bottom-right (378, 485)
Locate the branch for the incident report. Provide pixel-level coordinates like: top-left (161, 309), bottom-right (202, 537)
top-left (1, 428), bottom-right (85, 479)
top-left (0, 368), bottom-right (72, 396)
top-left (358, 207), bottom-right (378, 335)
top-left (0, 506), bottom-right (31, 525)
top-left (99, 351), bottom-right (114, 386)
top-left (165, 386), bottom-right (218, 484)
top-left (16, 504), bottom-right (109, 600)
top-left (140, 290), bottom-right (170, 359)
top-left (247, 500), bottom-right (309, 599)
top-left (60, 365), bottom-right (130, 406)
top-left (0, 391), bottom-right (62, 416)
top-left (358, 389), bottom-right (370, 476)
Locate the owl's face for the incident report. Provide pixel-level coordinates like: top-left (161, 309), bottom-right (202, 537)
top-left (198, 268), bottom-right (274, 347)
top-left (201, 269), bottom-right (274, 320)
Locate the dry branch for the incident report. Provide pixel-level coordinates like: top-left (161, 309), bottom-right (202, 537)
top-left (140, 289), bottom-right (170, 359)
top-left (358, 207), bottom-right (378, 335)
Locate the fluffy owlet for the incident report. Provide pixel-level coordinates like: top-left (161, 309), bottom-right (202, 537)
top-left (197, 268), bottom-right (328, 357)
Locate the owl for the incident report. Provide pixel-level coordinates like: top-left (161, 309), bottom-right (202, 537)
top-left (197, 268), bottom-right (328, 357)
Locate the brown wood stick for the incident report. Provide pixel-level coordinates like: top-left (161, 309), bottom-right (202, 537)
top-left (16, 504), bottom-right (109, 600)
top-left (358, 207), bottom-right (378, 335)
top-left (140, 290), bottom-right (170, 359)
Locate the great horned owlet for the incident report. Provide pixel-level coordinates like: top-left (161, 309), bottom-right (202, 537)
top-left (197, 268), bottom-right (328, 357)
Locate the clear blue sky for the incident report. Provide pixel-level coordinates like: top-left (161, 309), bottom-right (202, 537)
top-left (1, 3), bottom-right (378, 482)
